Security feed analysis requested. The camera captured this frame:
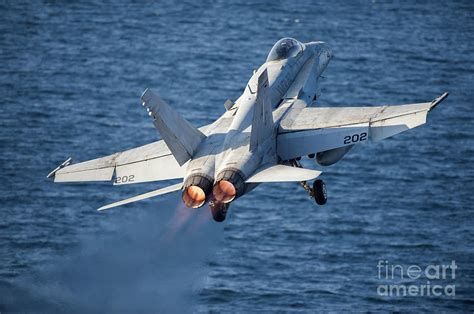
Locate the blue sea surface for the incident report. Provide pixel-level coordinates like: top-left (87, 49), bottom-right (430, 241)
top-left (1, 1), bottom-right (473, 312)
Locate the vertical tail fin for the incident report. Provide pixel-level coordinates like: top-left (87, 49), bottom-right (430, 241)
top-left (250, 69), bottom-right (274, 151)
top-left (141, 89), bottom-right (205, 166)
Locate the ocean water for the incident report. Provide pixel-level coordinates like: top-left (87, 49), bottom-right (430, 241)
top-left (1, 0), bottom-right (473, 312)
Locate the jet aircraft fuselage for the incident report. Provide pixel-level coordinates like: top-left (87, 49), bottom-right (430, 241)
top-left (48, 37), bottom-right (447, 222)
top-left (182, 39), bottom-right (332, 210)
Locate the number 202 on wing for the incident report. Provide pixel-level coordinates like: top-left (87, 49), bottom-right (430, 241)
top-left (344, 132), bottom-right (367, 144)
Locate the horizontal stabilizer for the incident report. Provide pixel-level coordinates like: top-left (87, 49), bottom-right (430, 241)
top-left (97, 182), bottom-right (182, 211)
top-left (246, 164), bottom-right (322, 183)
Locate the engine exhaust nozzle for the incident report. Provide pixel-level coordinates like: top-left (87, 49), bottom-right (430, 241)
top-left (181, 174), bottom-right (213, 208)
top-left (212, 180), bottom-right (236, 203)
top-left (182, 185), bottom-right (207, 208)
top-left (213, 168), bottom-right (246, 203)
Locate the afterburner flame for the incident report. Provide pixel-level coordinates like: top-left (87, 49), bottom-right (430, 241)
top-left (182, 185), bottom-right (206, 208)
top-left (212, 180), bottom-right (236, 203)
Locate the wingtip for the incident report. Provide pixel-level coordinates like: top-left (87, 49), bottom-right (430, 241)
top-left (439, 91), bottom-right (449, 100)
top-left (430, 91), bottom-right (449, 111)
top-left (46, 157), bottom-right (73, 179)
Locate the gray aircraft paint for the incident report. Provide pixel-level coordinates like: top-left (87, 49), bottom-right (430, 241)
top-left (48, 38), bottom-right (447, 212)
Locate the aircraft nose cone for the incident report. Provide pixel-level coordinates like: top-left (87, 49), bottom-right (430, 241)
top-left (182, 185), bottom-right (207, 208)
top-left (213, 180), bottom-right (236, 203)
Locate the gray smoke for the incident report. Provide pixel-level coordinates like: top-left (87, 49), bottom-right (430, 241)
top-left (8, 197), bottom-right (223, 312)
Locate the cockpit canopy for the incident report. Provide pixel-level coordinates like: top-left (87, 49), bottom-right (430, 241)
top-left (266, 38), bottom-right (304, 62)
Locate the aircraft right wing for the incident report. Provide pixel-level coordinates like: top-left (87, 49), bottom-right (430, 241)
top-left (277, 93), bottom-right (448, 160)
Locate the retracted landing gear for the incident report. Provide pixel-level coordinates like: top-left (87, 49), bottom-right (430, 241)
top-left (290, 159), bottom-right (327, 205)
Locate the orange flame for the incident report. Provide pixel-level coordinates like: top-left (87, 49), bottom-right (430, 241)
top-left (182, 185), bottom-right (206, 208)
top-left (212, 180), bottom-right (236, 203)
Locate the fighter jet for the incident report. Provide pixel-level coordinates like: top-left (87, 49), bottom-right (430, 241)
top-left (47, 38), bottom-right (448, 222)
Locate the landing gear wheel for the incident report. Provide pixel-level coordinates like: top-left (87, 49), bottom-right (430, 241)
top-left (313, 179), bottom-right (327, 205)
top-left (209, 201), bottom-right (229, 222)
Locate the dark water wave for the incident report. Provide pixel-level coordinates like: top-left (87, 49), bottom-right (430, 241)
top-left (1, 0), bottom-right (473, 312)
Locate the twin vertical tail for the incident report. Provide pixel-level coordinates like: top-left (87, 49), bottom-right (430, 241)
top-left (250, 69), bottom-right (274, 152)
top-left (141, 89), bottom-right (206, 166)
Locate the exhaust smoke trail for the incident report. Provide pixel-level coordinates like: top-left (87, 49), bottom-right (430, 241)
top-left (6, 196), bottom-right (223, 312)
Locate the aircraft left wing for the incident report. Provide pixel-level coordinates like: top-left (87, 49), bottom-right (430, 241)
top-left (50, 140), bottom-right (185, 185)
top-left (277, 93), bottom-right (448, 160)
top-left (48, 109), bottom-right (234, 185)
